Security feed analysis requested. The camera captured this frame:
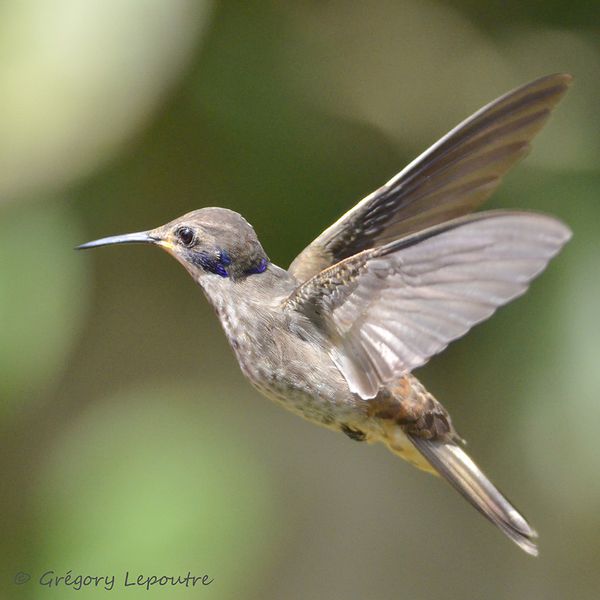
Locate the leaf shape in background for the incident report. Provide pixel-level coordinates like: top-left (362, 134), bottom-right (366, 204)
top-left (0, 0), bottom-right (213, 202)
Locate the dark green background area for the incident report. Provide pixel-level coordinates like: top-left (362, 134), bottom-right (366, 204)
top-left (1, 2), bottom-right (598, 599)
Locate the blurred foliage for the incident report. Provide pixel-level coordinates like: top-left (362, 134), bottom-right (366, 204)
top-left (0, 201), bottom-right (87, 411)
top-left (0, 1), bottom-right (598, 599)
top-left (34, 385), bottom-right (280, 599)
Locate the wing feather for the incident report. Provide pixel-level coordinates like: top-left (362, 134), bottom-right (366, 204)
top-left (285, 212), bottom-right (571, 399)
top-left (289, 74), bottom-right (572, 282)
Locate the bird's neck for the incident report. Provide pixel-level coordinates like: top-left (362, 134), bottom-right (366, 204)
top-left (198, 263), bottom-right (296, 324)
top-left (196, 263), bottom-right (297, 371)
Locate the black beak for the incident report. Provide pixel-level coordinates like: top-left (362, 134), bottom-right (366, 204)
top-left (76, 231), bottom-right (158, 250)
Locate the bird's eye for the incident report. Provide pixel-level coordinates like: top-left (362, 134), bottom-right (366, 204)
top-left (176, 227), bottom-right (195, 247)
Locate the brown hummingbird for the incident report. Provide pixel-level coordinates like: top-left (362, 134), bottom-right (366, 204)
top-left (78, 73), bottom-right (572, 555)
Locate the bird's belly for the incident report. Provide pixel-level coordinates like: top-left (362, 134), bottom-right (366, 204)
top-left (246, 356), bottom-right (366, 430)
top-left (232, 334), bottom-right (368, 431)
top-left (213, 298), bottom-right (370, 432)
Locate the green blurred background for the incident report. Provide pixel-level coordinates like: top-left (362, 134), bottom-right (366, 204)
top-left (1, 1), bottom-right (598, 598)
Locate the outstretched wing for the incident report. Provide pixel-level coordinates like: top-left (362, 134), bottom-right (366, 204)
top-left (285, 212), bottom-right (571, 399)
top-left (289, 73), bottom-right (572, 283)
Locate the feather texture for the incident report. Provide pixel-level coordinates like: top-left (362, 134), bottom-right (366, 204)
top-left (408, 436), bottom-right (539, 555)
top-left (285, 212), bottom-right (571, 399)
top-left (289, 73), bottom-right (572, 282)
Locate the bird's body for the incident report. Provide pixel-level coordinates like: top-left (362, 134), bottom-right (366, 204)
top-left (200, 262), bottom-right (452, 467)
top-left (201, 266), bottom-right (366, 428)
top-left (79, 73), bottom-right (574, 556)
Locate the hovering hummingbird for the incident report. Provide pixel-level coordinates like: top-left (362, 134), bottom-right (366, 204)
top-left (79, 73), bottom-right (572, 555)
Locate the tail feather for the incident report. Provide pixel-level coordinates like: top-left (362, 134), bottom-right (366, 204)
top-left (408, 436), bottom-right (538, 556)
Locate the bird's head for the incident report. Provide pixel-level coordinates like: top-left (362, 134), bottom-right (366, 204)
top-left (78, 207), bottom-right (269, 281)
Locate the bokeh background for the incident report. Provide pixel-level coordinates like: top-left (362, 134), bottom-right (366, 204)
top-left (1, 1), bottom-right (598, 599)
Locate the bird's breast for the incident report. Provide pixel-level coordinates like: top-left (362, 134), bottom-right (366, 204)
top-left (209, 294), bottom-right (367, 429)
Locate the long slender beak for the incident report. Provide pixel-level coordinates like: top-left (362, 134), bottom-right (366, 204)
top-left (76, 231), bottom-right (158, 250)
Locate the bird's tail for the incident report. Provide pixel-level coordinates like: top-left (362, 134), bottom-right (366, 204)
top-left (408, 435), bottom-right (538, 556)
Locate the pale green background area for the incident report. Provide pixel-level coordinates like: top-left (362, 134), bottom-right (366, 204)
top-left (1, 1), bottom-right (599, 599)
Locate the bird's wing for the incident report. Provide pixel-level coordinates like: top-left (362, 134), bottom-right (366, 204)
top-left (288, 73), bottom-right (572, 283)
top-left (284, 212), bottom-right (570, 399)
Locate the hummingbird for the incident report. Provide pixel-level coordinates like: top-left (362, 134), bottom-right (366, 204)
top-left (78, 73), bottom-right (572, 556)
